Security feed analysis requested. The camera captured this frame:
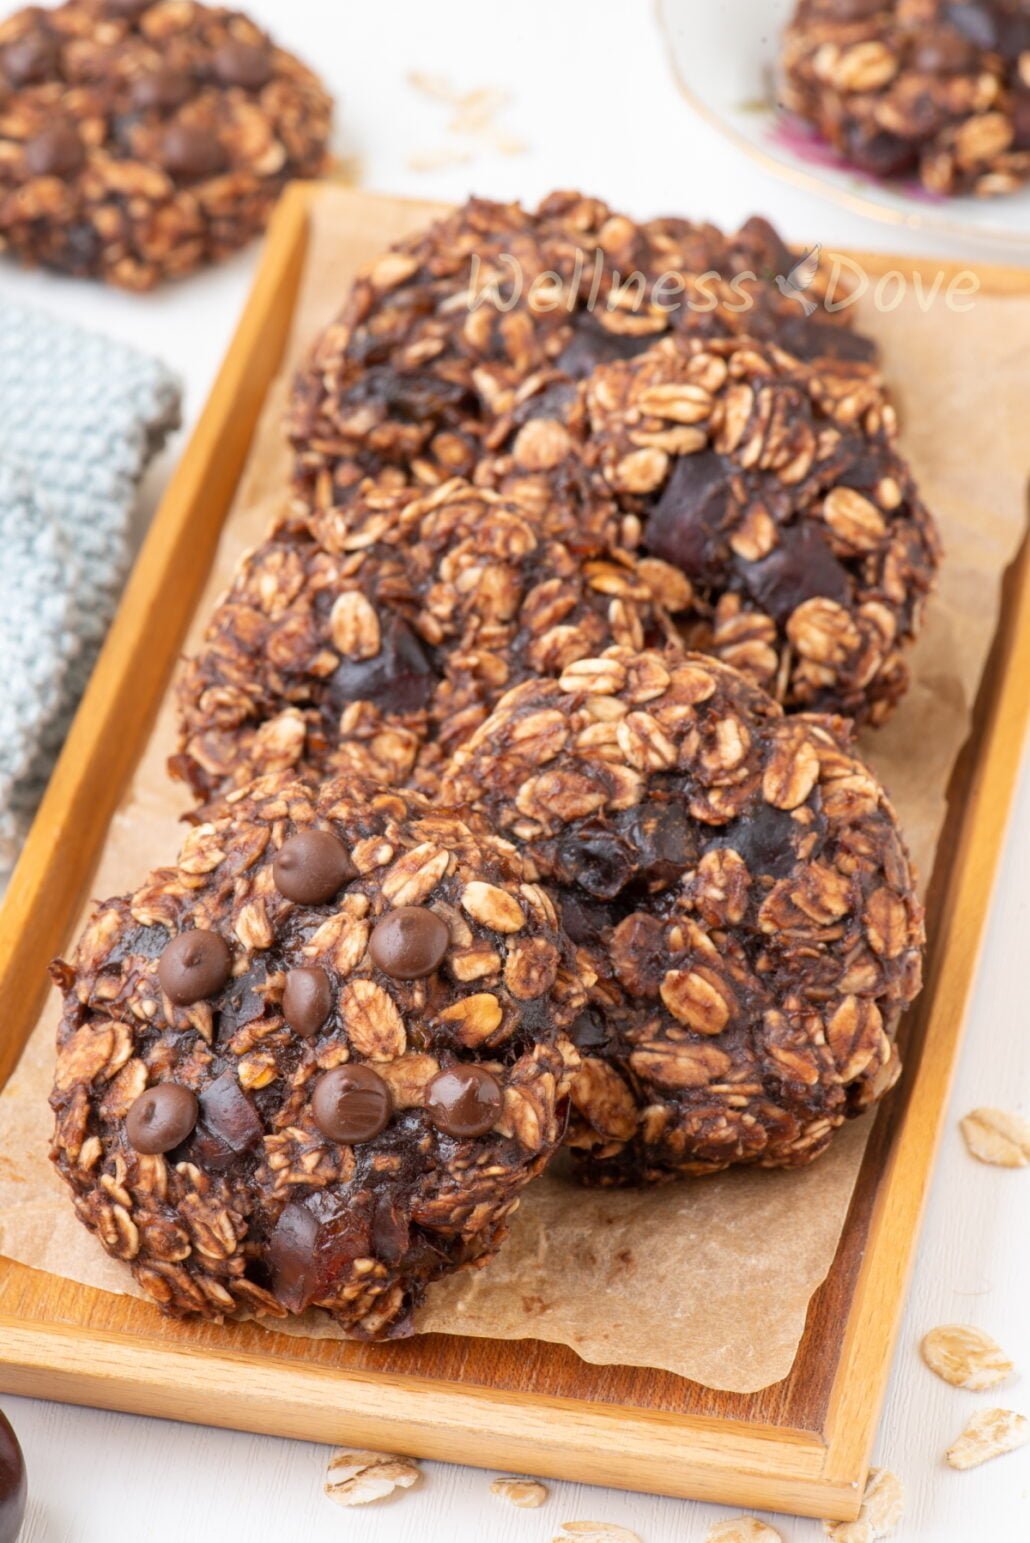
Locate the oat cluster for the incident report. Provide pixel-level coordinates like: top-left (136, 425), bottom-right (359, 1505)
top-left (51, 191), bottom-right (931, 1332)
top-left (781, 0), bottom-right (1030, 197)
top-left (0, 0), bottom-right (331, 288)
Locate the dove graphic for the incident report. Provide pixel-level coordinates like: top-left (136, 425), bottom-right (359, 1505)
top-left (775, 243), bottom-right (823, 316)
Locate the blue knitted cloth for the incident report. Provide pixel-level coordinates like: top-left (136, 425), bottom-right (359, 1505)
top-left (0, 300), bottom-right (181, 874)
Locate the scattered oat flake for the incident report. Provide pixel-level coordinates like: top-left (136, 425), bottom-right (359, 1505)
top-left (706, 1517), bottom-right (783, 1542)
top-left (324, 1447), bottom-right (420, 1506)
top-left (407, 148), bottom-right (473, 173)
top-left (491, 1476), bottom-right (548, 1508)
top-left (492, 133), bottom-right (529, 156)
top-left (960, 1107), bottom-right (1030, 1166)
top-left (554, 1525), bottom-right (642, 1543)
top-left (921, 1324), bottom-right (1014, 1390)
top-left (945, 1408), bottom-right (1030, 1470)
top-left (407, 71), bottom-right (464, 103)
top-left (822, 1468), bottom-right (903, 1540)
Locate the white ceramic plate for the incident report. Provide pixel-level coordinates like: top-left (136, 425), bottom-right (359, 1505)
top-left (656, 0), bottom-right (1030, 251)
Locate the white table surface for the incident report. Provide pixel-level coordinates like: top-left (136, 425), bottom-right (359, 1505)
top-left (1, 2), bottom-right (1027, 1539)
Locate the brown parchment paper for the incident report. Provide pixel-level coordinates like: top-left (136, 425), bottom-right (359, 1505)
top-left (1, 188), bottom-right (1028, 1394)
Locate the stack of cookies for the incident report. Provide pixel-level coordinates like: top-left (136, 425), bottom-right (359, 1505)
top-left (49, 192), bottom-right (937, 1340)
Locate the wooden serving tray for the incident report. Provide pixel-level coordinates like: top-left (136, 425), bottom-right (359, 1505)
top-left (1, 184), bottom-right (1029, 1523)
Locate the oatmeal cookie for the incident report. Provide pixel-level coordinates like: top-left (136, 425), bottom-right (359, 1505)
top-left (0, 0), bottom-right (331, 289)
top-left (581, 333), bottom-right (940, 725)
top-left (781, 1), bottom-right (1030, 196)
top-left (171, 476), bottom-right (677, 810)
top-left (287, 191), bottom-right (872, 502)
top-left (440, 646), bottom-right (924, 1183)
top-left (49, 774), bottom-right (584, 1335)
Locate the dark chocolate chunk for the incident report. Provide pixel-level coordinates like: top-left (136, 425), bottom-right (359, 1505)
top-left (212, 40), bottom-right (272, 90)
top-left (425, 1064), bottom-right (503, 1138)
top-left (943, 2), bottom-right (998, 50)
top-left (267, 1201), bottom-right (319, 1312)
top-left (283, 966), bottom-right (333, 1038)
top-left (645, 450), bottom-right (733, 583)
top-left (705, 800), bottom-right (805, 880)
top-left (568, 1008), bottom-right (615, 1053)
top-left (554, 821), bottom-right (636, 900)
top-left (556, 316), bottom-right (657, 380)
top-left (158, 929), bottom-right (231, 1005)
top-left (312, 1065), bottom-right (393, 1143)
top-left (159, 121), bottom-right (227, 181)
top-left (198, 1070), bottom-right (262, 1152)
top-left (132, 68), bottom-right (194, 112)
top-left (559, 891), bottom-right (612, 948)
top-left (23, 122), bottom-right (84, 178)
top-left (273, 829), bottom-right (355, 905)
top-left (369, 906), bottom-right (449, 980)
top-left (3, 30), bottom-right (59, 87)
top-left (0, 1409), bottom-right (25, 1543)
top-left (737, 522), bottom-right (851, 624)
top-left (326, 615), bottom-right (436, 717)
top-left (614, 801), bottom-right (697, 891)
top-left (124, 1083), bottom-right (199, 1154)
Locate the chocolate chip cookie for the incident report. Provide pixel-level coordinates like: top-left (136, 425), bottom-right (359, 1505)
top-left (582, 333), bottom-right (941, 725)
top-left (286, 190), bottom-right (873, 503)
top-left (0, 0), bottom-right (331, 288)
top-left (171, 476), bottom-right (677, 810)
top-left (440, 646), bottom-right (924, 1183)
top-left (781, 1), bottom-right (1030, 195)
top-left (49, 775), bottom-right (584, 1335)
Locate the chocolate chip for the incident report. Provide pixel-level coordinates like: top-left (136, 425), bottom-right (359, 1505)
top-left (369, 906), bottom-right (449, 980)
top-left (326, 614), bottom-right (436, 717)
top-left (273, 829), bottom-right (355, 905)
top-left (132, 68), bottom-right (194, 112)
top-left (159, 121), bottom-right (227, 181)
top-left (3, 30), bottom-right (59, 87)
top-left (158, 929), bottom-right (231, 1005)
top-left (737, 522), bottom-right (851, 624)
top-left (212, 40), bottom-right (272, 90)
top-left (646, 450), bottom-right (733, 584)
top-left (198, 1070), bottom-right (263, 1152)
top-left (283, 966), bottom-right (333, 1038)
top-left (0, 1409), bottom-right (26, 1543)
top-left (124, 1083), bottom-right (198, 1154)
top-left (425, 1065), bottom-right (503, 1138)
top-left (843, 123), bottom-right (917, 179)
top-left (23, 122), bottom-right (84, 178)
top-left (312, 1065), bottom-right (393, 1143)
top-left (556, 315), bottom-right (657, 380)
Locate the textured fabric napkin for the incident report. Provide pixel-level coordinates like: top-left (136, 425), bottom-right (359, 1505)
top-left (0, 300), bottom-right (181, 874)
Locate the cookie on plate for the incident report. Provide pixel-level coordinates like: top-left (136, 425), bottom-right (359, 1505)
top-left (781, 0), bottom-right (1030, 196)
top-left (171, 476), bottom-right (678, 811)
top-left (286, 190), bottom-right (873, 502)
top-left (0, 0), bottom-right (331, 288)
top-left (440, 646), bottom-right (925, 1184)
top-left (49, 775), bottom-right (584, 1336)
top-left (580, 332), bottom-right (940, 726)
